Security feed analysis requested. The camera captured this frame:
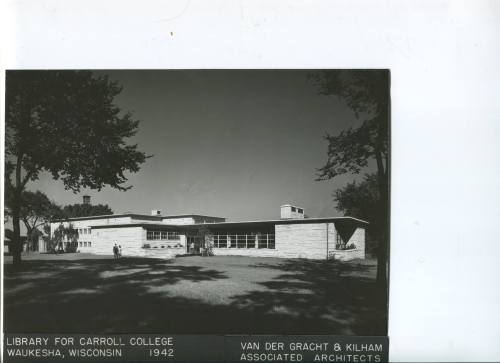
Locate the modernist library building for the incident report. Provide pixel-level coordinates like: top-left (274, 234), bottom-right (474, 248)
top-left (48, 204), bottom-right (368, 261)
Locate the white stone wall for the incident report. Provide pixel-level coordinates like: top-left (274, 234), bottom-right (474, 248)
top-left (161, 216), bottom-right (223, 225)
top-left (92, 227), bottom-right (144, 256)
top-left (161, 217), bottom-right (195, 225)
top-left (275, 223), bottom-right (328, 259)
top-left (328, 226), bottom-right (366, 261)
top-left (74, 216), bottom-right (133, 226)
top-left (280, 205), bottom-right (305, 219)
top-left (327, 222), bottom-right (337, 258)
top-left (213, 248), bottom-right (280, 258)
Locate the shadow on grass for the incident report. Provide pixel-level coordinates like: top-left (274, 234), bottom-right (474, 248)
top-left (4, 257), bottom-right (386, 335)
top-left (229, 259), bottom-right (387, 335)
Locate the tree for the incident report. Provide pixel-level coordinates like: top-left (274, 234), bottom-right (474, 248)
top-left (6, 190), bottom-right (63, 251)
top-left (196, 225), bottom-right (214, 256)
top-left (51, 223), bottom-right (78, 253)
top-left (312, 70), bottom-right (389, 302)
top-left (334, 173), bottom-right (381, 255)
top-left (5, 70), bottom-right (149, 265)
top-left (62, 203), bottom-right (113, 218)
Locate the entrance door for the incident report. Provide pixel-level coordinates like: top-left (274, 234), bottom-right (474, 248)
top-left (187, 236), bottom-right (202, 254)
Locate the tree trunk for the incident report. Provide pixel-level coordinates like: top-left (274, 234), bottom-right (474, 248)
top-left (11, 197), bottom-right (23, 265)
top-left (374, 148), bottom-right (389, 308)
top-left (376, 229), bottom-right (388, 307)
top-left (12, 155), bottom-right (24, 266)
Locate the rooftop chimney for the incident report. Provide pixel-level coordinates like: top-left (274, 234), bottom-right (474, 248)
top-left (83, 195), bottom-right (91, 205)
top-left (280, 204), bottom-right (304, 219)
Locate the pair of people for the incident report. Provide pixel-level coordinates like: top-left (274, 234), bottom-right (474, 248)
top-left (113, 243), bottom-right (122, 259)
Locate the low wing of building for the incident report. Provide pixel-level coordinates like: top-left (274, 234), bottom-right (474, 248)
top-left (49, 205), bottom-right (368, 261)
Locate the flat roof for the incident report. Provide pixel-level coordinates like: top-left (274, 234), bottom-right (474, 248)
top-left (89, 216), bottom-right (368, 229)
top-left (52, 213), bottom-right (225, 223)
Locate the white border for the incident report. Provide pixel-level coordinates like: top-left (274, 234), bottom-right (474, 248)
top-left (2, 1), bottom-right (500, 361)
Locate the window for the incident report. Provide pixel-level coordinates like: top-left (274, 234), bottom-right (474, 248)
top-left (268, 235), bottom-right (275, 249)
top-left (84, 242), bottom-right (87, 247)
top-left (258, 237), bottom-right (268, 249)
top-left (297, 208), bottom-right (303, 214)
top-left (88, 242), bottom-right (91, 247)
top-left (79, 242), bottom-right (83, 247)
top-left (237, 235), bottom-right (246, 248)
top-left (247, 235), bottom-right (256, 248)
top-left (291, 207), bottom-right (296, 212)
top-left (218, 235), bottom-right (227, 248)
top-left (146, 229), bottom-right (181, 241)
top-left (211, 233), bottom-right (274, 249)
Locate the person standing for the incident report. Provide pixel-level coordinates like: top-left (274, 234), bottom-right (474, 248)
top-left (113, 243), bottom-right (118, 259)
top-left (118, 245), bottom-right (122, 258)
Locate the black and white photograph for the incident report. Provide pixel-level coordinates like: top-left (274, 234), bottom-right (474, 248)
top-left (3, 1), bottom-right (500, 361)
top-left (3, 70), bottom-right (389, 337)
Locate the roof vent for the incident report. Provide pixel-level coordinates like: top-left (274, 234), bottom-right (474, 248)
top-left (280, 204), bottom-right (304, 219)
top-left (151, 209), bottom-right (162, 216)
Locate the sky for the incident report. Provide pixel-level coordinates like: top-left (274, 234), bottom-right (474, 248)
top-left (27, 70), bottom-right (374, 222)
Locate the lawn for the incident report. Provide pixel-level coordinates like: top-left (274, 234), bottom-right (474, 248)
top-left (4, 253), bottom-right (387, 335)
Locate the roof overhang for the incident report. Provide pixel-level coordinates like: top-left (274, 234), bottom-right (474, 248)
top-left (89, 216), bottom-right (368, 230)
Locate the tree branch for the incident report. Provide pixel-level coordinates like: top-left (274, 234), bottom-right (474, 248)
top-left (21, 170), bottom-right (33, 188)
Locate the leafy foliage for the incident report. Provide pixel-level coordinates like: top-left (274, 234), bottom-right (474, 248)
top-left (334, 173), bottom-right (382, 255)
top-left (62, 203), bottom-right (113, 218)
top-left (5, 190), bottom-right (63, 251)
top-left (19, 191), bottom-right (63, 229)
top-left (51, 223), bottom-right (79, 253)
top-left (311, 70), bottom-right (390, 298)
top-left (312, 70), bottom-right (389, 181)
top-left (197, 225), bottom-right (214, 257)
top-left (5, 70), bottom-right (150, 264)
top-left (334, 173), bottom-right (380, 226)
top-left (5, 71), bottom-right (149, 192)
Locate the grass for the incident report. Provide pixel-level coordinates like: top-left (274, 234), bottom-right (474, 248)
top-left (4, 253), bottom-right (387, 335)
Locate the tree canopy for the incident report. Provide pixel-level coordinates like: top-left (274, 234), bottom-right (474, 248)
top-left (18, 190), bottom-right (62, 233)
top-left (62, 203), bottom-right (113, 218)
top-left (312, 70), bottom-right (390, 303)
top-left (313, 70), bottom-right (389, 183)
top-left (5, 71), bottom-right (149, 193)
top-left (334, 173), bottom-right (379, 223)
top-left (5, 70), bottom-right (150, 264)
